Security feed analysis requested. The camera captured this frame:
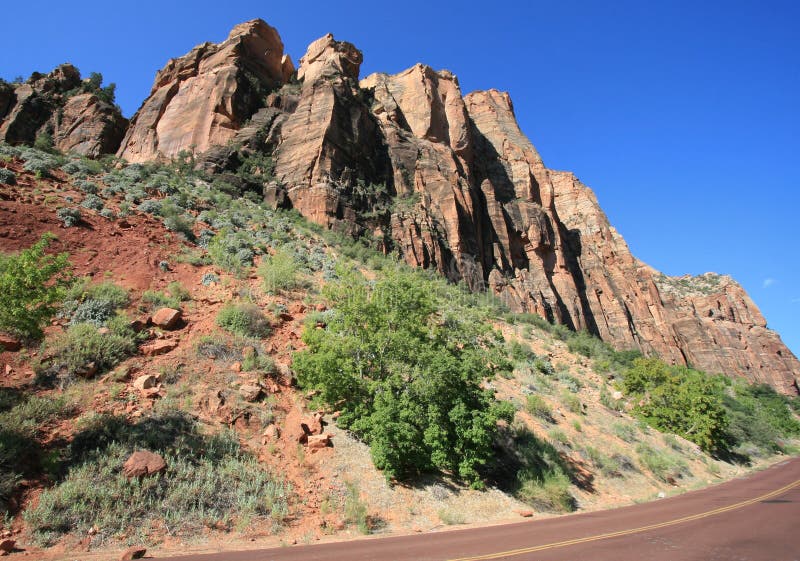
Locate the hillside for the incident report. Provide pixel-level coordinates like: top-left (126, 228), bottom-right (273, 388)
top-left (0, 17), bottom-right (799, 560)
top-left (2, 20), bottom-right (798, 393)
top-left (0, 146), bottom-right (797, 559)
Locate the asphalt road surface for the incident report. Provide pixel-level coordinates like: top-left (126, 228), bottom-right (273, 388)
top-left (158, 457), bottom-right (800, 561)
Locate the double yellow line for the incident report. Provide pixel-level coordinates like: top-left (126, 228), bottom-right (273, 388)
top-left (450, 477), bottom-right (800, 560)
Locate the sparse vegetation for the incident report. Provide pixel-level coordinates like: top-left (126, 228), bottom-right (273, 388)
top-left (636, 443), bottom-right (689, 482)
top-left (258, 250), bottom-right (299, 293)
top-left (216, 302), bottom-right (271, 338)
top-left (343, 482), bottom-right (371, 534)
top-left (0, 168), bottom-right (16, 185)
top-left (525, 395), bottom-right (554, 422)
top-left (0, 392), bottom-right (76, 516)
top-left (24, 412), bottom-right (290, 546)
top-left (33, 320), bottom-right (138, 386)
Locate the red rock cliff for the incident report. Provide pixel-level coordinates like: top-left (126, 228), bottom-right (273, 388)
top-left (117, 22), bottom-right (800, 393)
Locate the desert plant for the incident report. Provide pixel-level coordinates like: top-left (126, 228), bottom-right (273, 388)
top-left (62, 279), bottom-right (130, 326)
top-left (56, 207), bottom-right (82, 227)
top-left (33, 322), bottom-right (137, 386)
top-left (343, 482), bottom-right (370, 534)
top-left (80, 194), bottom-right (104, 211)
top-left (24, 413), bottom-right (289, 546)
top-left (216, 302), bottom-right (270, 338)
top-left (635, 443), bottom-right (689, 482)
top-left (0, 169), bottom-right (15, 185)
top-left (516, 469), bottom-right (575, 513)
top-left (526, 395), bottom-right (554, 422)
top-left (258, 250), bottom-right (299, 293)
top-left (0, 234), bottom-right (71, 339)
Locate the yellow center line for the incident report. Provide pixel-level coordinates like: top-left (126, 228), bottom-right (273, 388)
top-left (449, 477), bottom-right (800, 561)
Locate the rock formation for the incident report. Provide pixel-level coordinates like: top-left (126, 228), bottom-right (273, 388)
top-left (0, 64), bottom-right (126, 157)
top-left (111, 21), bottom-right (800, 393)
top-left (117, 19), bottom-right (288, 163)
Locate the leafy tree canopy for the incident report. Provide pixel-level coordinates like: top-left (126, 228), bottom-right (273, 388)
top-left (293, 267), bottom-right (513, 486)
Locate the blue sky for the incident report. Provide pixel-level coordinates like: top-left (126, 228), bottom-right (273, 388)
top-left (2, 1), bottom-right (798, 358)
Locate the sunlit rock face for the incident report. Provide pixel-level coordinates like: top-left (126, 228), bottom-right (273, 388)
top-left (120, 21), bottom-right (800, 394)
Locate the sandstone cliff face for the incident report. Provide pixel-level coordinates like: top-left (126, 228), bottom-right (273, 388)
top-left (0, 65), bottom-right (125, 157)
top-left (115, 21), bottom-right (799, 393)
top-left (270, 34), bottom-right (390, 228)
top-left (118, 19), bottom-right (287, 163)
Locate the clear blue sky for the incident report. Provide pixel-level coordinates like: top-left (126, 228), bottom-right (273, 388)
top-left (3, 1), bottom-right (798, 358)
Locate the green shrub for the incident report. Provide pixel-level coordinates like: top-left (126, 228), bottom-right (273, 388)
top-left (62, 279), bottom-right (129, 326)
top-left (533, 357), bottom-right (554, 376)
top-left (34, 322), bottom-right (137, 386)
top-left (517, 469), bottom-right (575, 512)
top-left (23, 153), bottom-right (58, 177)
top-left (0, 168), bottom-right (15, 185)
top-left (561, 391), bottom-right (583, 414)
top-left (636, 443), bottom-right (688, 482)
top-left (622, 358), bottom-right (728, 453)
top-left (56, 207), bottom-right (82, 227)
top-left (208, 229), bottom-right (255, 275)
top-left (525, 395), bottom-right (553, 422)
top-left (80, 194), bottom-right (104, 211)
top-left (258, 250), bottom-right (299, 293)
top-left (724, 382), bottom-right (800, 456)
top-left (0, 234), bottom-right (71, 339)
top-left (293, 268), bottom-right (513, 486)
top-left (141, 282), bottom-right (190, 312)
top-left (216, 302), bottom-right (270, 338)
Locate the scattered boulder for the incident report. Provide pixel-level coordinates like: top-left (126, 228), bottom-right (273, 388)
top-left (151, 308), bottom-right (182, 330)
top-left (139, 340), bottom-right (178, 356)
top-left (119, 545), bottom-right (147, 560)
top-left (307, 433), bottom-right (332, 449)
top-left (0, 334), bottom-right (21, 352)
top-left (133, 374), bottom-right (158, 391)
top-left (122, 451), bottom-right (166, 478)
top-left (239, 383), bottom-right (263, 402)
top-left (515, 510), bottom-right (534, 518)
top-left (0, 539), bottom-right (14, 556)
top-left (300, 413), bottom-right (324, 436)
top-left (230, 361), bottom-right (242, 373)
top-left (129, 316), bottom-right (151, 333)
top-left (262, 424), bottom-right (280, 443)
top-left (275, 362), bottom-right (294, 385)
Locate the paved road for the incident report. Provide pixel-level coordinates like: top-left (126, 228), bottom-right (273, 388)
top-left (158, 457), bottom-right (800, 561)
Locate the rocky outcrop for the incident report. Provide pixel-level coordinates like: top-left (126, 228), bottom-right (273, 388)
top-left (112, 21), bottom-right (799, 393)
top-left (0, 64), bottom-right (126, 157)
top-left (117, 19), bottom-right (287, 163)
top-left (53, 93), bottom-right (127, 156)
top-left (271, 34), bottom-right (390, 229)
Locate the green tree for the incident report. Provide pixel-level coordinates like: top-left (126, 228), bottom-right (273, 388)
top-left (622, 358), bottom-right (728, 453)
top-left (293, 268), bottom-right (513, 486)
top-left (0, 234), bottom-right (71, 340)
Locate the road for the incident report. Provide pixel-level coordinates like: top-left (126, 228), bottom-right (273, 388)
top-left (158, 457), bottom-right (800, 561)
